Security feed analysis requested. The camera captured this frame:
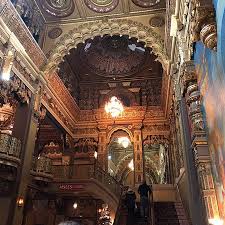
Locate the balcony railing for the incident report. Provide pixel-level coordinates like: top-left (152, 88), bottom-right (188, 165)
top-left (52, 163), bottom-right (122, 197)
top-left (31, 156), bottom-right (53, 182)
top-left (0, 133), bottom-right (21, 167)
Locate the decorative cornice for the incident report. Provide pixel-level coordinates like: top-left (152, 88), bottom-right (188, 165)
top-left (44, 18), bottom-right (169, 74)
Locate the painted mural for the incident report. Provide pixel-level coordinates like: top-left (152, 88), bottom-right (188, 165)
top-left (194, 0), bottom-right (225, 220)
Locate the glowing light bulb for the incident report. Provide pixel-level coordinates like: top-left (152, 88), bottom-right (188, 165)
top-left (73, 202), bottom-right (78, 209)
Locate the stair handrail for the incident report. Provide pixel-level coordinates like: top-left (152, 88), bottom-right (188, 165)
top-left (94, 163), bottom-right (122, 197)
top-left (113, 186), bottom-right (128, 225)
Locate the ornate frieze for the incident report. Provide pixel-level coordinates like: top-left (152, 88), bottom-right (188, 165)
top-left (0, 0), bottom-right (47, 68)
top-left (47, 72), bottom-right (79, 122)
top-left (42, 91), bottom-right (74, 133)
top-left (74, 128), bottom-right (98, 139)
top-left (0, 73), bottom-right (32, 106)
top-left (143, 134), bottom-right (169, 145)
top-left (191, 0), bottom-right (217, 50)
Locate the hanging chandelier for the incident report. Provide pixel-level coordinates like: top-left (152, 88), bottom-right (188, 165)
top-left (104, 96), bottom-right (124, 118)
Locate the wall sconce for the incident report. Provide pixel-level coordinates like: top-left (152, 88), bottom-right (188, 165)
top-left (17, 197), bottom-right (24, 207)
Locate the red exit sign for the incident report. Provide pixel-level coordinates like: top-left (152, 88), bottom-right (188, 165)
top-left (59, 184), bottom-right (84, 191)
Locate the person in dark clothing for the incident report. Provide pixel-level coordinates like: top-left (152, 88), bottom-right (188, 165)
top-left (125, 187), bottom-right (136, 225)
top-left (138, 180), bottom-right (152, 218)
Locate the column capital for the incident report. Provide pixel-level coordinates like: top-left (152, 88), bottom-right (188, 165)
top-left (191, 0), bottom-right (217, 50)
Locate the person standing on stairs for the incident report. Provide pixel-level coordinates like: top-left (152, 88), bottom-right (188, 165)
top-left (138, 180), bottom-right (152, 219)
top-left (125, 187), bottom-right (136, 225)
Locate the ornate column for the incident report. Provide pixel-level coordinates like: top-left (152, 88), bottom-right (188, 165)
top-left (133, 124), bottom-right (144, 185)
top-left (182, 60), bottom-right (219, 221)
top-left (169, 104), bottom-right (182, 179)
top-left (186, 83), bottom-right (220, 220)
top-left (191, 0), bottom-right (217, 50)
top-left (98, 125), bottom-right (108, 171)
top-left (8, 81), bottom-right (45, 225)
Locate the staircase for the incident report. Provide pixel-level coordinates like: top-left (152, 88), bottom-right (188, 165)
top-left (154, 202), bottom-right (190, 225)
top-left (114, 200), bottom-right (190, 225)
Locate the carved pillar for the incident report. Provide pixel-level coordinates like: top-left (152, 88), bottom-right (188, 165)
top-left (133, 124), bottom-right (144, 185)
top-left (186, 83), bottom-right (220, 220)
top-left (175, 101), bottom-right (185, 170)
top-left (7, 83), bottom-right (45, 225)
top-left (191, 0), bottom-right (217, 50)
top-left (180, 60), bottom-right (219, 221)
top-left (170, 105), bottom-right (181, 178)
top-left (98, 126), bottom-right (107, 170)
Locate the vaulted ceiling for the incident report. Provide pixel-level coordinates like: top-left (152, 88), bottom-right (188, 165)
top-left (34, 0), bottom-right (171, 112)
top-left (57, 34), bottom-right (163, 109)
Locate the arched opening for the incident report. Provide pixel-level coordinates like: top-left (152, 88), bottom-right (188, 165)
top-left (143, 143), bottom-right (168, 184)
top-left (107, 129), bottom-right (134, 187)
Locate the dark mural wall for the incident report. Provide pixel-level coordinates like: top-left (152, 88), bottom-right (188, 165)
top-left (194, 0), bottom-right (225, 220)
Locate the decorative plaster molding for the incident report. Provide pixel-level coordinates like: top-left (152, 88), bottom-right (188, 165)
top-left (44, 19), bottom-right (169, 74)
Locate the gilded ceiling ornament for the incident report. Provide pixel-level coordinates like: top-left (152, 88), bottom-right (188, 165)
top-left (48, 27), bottom-right (63, 39)
top-left (41, 0), bottom-right (74, 17)
top-left (132, 0), bottom-right (160, 8)
top-left (149, 16), bottom-right (165, 28)
top-left (84, 0), bottom-right (119, 13)
top-left (80, 35), bottom-right (147, 77)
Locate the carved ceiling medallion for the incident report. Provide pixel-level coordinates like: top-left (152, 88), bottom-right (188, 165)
top-left (79, 35), bottom-right (147, 78)
top-left (149, 16), bottom-right (165, 28)
top-left (41, 0), bottom-right (74, 17)
top-left (48, 27), bottom-right (63, 39)
top-left (84, 0), bottom-right (119, 13)
top-left (132, 0), bottom-right (160, 8)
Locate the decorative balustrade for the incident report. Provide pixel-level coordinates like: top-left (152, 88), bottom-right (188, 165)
top-left (0, 133), bottom-right (21, 167)
top-left (31, 156), bottom-right (53, 182)
top-left (52, 163), bottom-right (122, 197)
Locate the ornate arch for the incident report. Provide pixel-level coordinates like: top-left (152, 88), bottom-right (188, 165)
top-left (107, 126), bottom-right (134, 144)
top-left (44, 19), bottom-right (169, 74)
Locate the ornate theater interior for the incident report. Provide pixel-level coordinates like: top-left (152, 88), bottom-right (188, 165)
top-left (0, 0), bottom-right (225, 225)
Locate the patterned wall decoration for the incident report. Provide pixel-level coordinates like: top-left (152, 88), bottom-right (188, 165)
top-left (194, 0), bottom-right (225, 219)
top-left (84, 0), bottom-right (119, 13)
